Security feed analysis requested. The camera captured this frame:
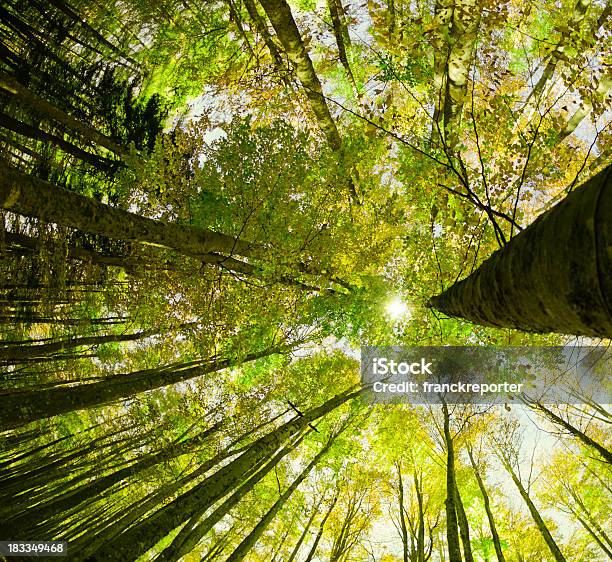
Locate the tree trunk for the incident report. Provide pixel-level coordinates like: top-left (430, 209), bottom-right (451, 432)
top-left (0, 159), bottom-right (262, 262)
top-left (501, 460), bottom-right (567, 562)
top-left (0, 112), bottom-right (116, 171)
top-left (455, 484), bottom-right (474, 562)
top-left (397, 463), bottom-right (410, 562)
top-left (442, 402), bottom-right (463, 562)
top-left (257, 0), bottom-right (342, 151)
top-left (85, 387), bottom-right (361, 561)
top-left (225, 429), bottom-right (339, 561)
top-left (303, 493), bottom-right (338, 562)
top-left (0, 71), bottom-right (127, 158)
top-left (529, 402), bottom-right (612, 464)
top-left (286, 496), bottom-right (324, 562)
top-left (467, 448), bottom-right (506, 562)
top-left (0, 347), bottom-right (281, 428)
top-left (161, 430), bottom-right (309, 561)
top-left (428, 164), bottom-right (612, 338)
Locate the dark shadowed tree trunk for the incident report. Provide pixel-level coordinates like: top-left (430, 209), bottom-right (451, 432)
top-left (429, 164), bottom-right (612, 338)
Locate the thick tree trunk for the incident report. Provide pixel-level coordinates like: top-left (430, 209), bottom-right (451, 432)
top-left (0, 160), bottom-right (262, 262)
top-left (428, 164), bottom-right (612, 338)
top-left (467, 448), bottom-right (506, 562)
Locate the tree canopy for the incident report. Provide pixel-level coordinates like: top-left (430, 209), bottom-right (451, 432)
top-left (0, 0), bottom-right (610, 560)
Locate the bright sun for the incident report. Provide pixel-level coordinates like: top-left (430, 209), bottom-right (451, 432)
top-left (385, 297), bottom-right (410, 321)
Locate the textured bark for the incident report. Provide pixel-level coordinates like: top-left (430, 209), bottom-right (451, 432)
top-left (257, 0), bottom-right (342, 151)
top-left (442, 0), bottom-right (481, 148)
top-left (0, 71), bottom-right (127, 158)
top-left (0, 347), bottom-right (279, 428)
top-left (87, 388), bottom-right (360, 561)
top-left (443, 402), bottom-right (463, 562)
top-left (243, 0), bottom-right (287, 76)
top-left (429, 164), bottom-right (612, 338)
top-left (429, 0), bottom-right (481, 148)
top-left (226, 431), bottom-right (339, 561)
top-left (467, 448), bottom-right (506, 562)
top-left (0, 160), bottom-right (261, 261)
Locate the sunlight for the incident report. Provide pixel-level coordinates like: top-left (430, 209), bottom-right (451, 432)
top-left (385, 297), bottom-right (410, 321)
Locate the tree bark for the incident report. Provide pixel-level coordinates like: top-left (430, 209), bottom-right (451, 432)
top-left (0, 71), bottom-right (127, 158)
top-left (303, 493), bottom-right (338, 562)
top-left (0, 159), bottom-right (262, 262)
top-left (428, 164), bottom-right (612, 338)
top-left (257, 0), bottom-right (342, 151)
top-left (529, 402), bottom-right (612, 464)
top-left (455, 483), bottom-right (474, 562)
top-left (225, 429), bottom-right (339, 561)
top-left (501, 459), bottom-right (567, 562)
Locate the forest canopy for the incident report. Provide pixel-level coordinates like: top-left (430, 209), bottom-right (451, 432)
top-left (0, 0), bottom-right (610, 561)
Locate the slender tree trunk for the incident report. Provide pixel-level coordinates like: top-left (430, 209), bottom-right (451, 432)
top-left (529, 402), bottom-right (612, 464)
top-left (467, 448), bottom-right (506, 562)
top-left (225, 429), bottom-right (340, 562)
top-left (0, 112), bottom-right (116, 171)
top-left (303, 493), bottom-right (338, 562)
top-left (397, 462), bottom-right (410, 562)
top-left (85, 387), bottom-right (362, 561)
top-left (161, 430), bottom-right (310, 561)
top-left (501, 459), bottom-right (567, 562)
top-left (0, 71), bottom-right (127, 158)
top-left (455, 484), bottom-right (474, 562)
top-left (428, 164), bottom-right (612, 338)
top-left (0, 347), bottom-right (281, 428)
top-left (442, 402), bottom-right (463, 562)
top-left (286, 496), bottom-right (324, 562)
top-left (0, 331), bottom-right (151, 363)
top-left (327, 0), bottom-right (358, 97)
